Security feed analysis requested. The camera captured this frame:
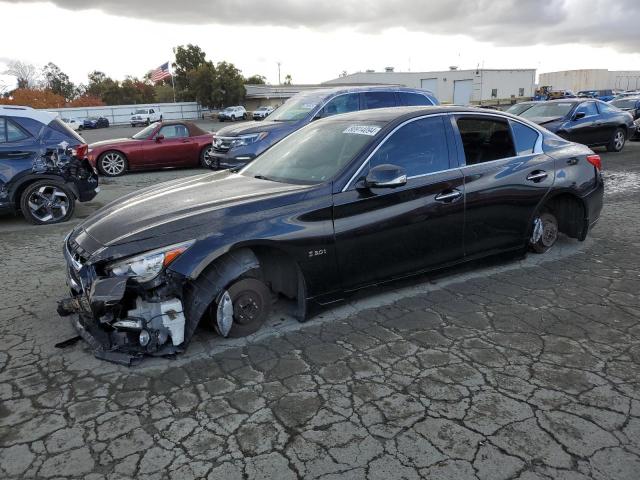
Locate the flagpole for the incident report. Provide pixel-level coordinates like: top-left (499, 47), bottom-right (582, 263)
top-left (169, 61), bottom-right (176, 103)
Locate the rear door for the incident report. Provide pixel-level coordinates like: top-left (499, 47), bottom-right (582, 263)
top-left (452, 114), bottom-right (555, 257)
top-left (333, 115), bottom-right (465, 289)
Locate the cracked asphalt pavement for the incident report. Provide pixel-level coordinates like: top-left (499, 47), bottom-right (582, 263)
top-left (1, 142), bottom-right (639, 479)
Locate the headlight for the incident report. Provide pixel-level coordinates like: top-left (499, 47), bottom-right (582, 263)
top-left (231, 132), bottom-right (269, 148)
top-left (106, 240), bottom-right (194, 283)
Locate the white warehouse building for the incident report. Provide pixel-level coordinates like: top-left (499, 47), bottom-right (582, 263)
top-left (323, 68), bottom-right (536, 104)
top-left (539, 69), bottom-right (640, 93)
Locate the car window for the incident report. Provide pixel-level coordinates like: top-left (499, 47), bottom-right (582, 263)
top-left (159, 125), bottom-right (189, 138)
top-left (6, 120), bottom-right (31, 142)
top-left (0, 118), bottom-right (6, 143)
top-left (369, 116), bottom-right (449, 177)
top-left (597, 102), bottom-right (618, 113)
top-left (398, 92), bottom-right (433, 106)
top-left (361, 91), bottom-right (397, 110)
top-left (321, 94), bottom-right (359, 117)
top-left (510, 121), bottom-right (539, 155)
top-left (576, 102), bottom-right (598, 117)
top-left (455, 117), bottom-right (516, 165)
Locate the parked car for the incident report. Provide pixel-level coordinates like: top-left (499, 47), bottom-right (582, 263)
top-left (130, 108), bottom-right (162, 127)
top-left (218, 106), bottom-right (248, 122)
top-left (58, 105), bottom-right (603, 364)
top-left (609, 91), bottom-right (640, 101)
top-left (610, 96), bottom-right (640, 140)
top-left (577, 90), bottom-right (615, 102)
top-left (62, 117), bottom-right (83, 131)
top-left (82, 116), bottom-right (109, 129)
top-left (0, 106), bottom-right (99, 224)
top-left (210, 86), bottom-right (439, 170)
top-left (547, 90), bottom-right (576, 99)
top-left (505, 101), bottom-right (536, 116)
top-left (88, 121), bottom-right (214, 176)
top-left (518, 99), bottom-right (635, 152)
top-left (252, 106), bottom-right (275, 120)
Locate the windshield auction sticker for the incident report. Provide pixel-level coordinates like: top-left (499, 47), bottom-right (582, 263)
top-left (343, 125), bottom-right (381, 136)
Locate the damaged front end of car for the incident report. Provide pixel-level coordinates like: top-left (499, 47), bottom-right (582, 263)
top-left (57, 236), bottom-right (194, 366)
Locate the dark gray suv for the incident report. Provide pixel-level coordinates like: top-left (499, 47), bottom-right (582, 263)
top-left (210, 86), bottom-right (439, 170)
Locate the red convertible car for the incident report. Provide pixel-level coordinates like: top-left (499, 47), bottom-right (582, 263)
top-left (88, 121), bottom-right (215, 176)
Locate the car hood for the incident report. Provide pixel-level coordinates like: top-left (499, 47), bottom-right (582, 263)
top-left (526, 116), bottom-right (566, 127)
top-left (74, 170), bottom-right (310, 251)
top-left (215, 119), bottom-right (301, 137)
top-left (90, 138), bottom-right (140, 149)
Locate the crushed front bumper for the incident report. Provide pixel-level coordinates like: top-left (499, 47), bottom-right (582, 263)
top-left (59, 239), bottom-right (187, 365)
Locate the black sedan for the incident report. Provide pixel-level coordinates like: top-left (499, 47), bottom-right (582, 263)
top-left (518, 99), bottom-right (634, 152)
top-left (609, 96), bottom-right (640, 140)
top-left (59, 106), bottom-right (604, 364)
top-left (82, 116), bottom-right (109, 129)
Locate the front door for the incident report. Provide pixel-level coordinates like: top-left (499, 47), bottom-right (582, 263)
top-left (145, 124), bottom-right (195, 166)
top-left (568, 101), bottom-right (601, 145)
top-left (452, 114), bottom-right (555, 257)
top-left (0, 117), bottom-right (37, 208)
top-left (333, 115), bottom-right (465, 290)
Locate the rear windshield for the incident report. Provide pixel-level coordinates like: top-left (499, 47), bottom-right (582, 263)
top-left (521, 103), bottom-right (575, 119)
top-left (48, 118), bottom-right (85, 144)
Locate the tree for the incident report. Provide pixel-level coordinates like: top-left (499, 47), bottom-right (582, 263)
top-left (214, 61), bottom-right (246, 107)
top-left (245, 74), bottom-right (266, 85)
top-left (42, 62), bottom-right (75, 101)
top-left (155, 84), bottom-right (175, 103)
top-left (284, 74), bottom-right (292, 85)
top-left (0, 88), bottom-right (65, 108)
top-left (188, 62), bottom-right (217, 108)
top-left (173, 44), bottom-right (207, 100)
top-left (67, 95), bottom-right (105, 107)
top-left (85, 71), bottom-right (115, 100)
top-left (3, 60), bottom-right (39, 89)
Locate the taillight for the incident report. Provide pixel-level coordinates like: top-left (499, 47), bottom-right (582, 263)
top-left (586, 154), bottom-right (601, 170)
top-left (72, 144), bottom-right (88, 159)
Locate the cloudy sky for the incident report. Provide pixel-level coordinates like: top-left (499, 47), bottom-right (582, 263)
top-left (1, 0), bottom-right (639, 89)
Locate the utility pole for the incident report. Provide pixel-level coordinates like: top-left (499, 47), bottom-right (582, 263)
top-left (277, 62), bottom-right (281, 85)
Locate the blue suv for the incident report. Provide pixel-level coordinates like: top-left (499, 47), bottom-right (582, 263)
top-left (210, 86), bottom-right (439, 169)
top-left (0, 106), bottom-right (99, 224)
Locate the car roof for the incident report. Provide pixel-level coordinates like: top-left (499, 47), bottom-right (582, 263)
top-left (298, 85), bottom-right (436, 98)
top-left (321, 105), bottom-right (503, 123)
top-left (0, 105), bottom-right (58, 124)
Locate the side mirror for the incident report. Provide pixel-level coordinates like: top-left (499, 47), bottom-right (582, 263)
top-left (363, 164), bottom-right (407, 189)
top-left (155, 134), bottom-right (164, 142)
top-left (573, 111), bottom-right (586, 120)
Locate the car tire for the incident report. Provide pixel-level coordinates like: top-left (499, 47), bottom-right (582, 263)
top-left (243, 113), bottom-right (247, 120)
top-left (223, 276), bottom-right (272, 338)
top-left (231, 115), bottom-right (236, 122)
top-left (145, 118), bottom-right (150, 126)
top-left (200, 145), bottom-right (216, 168)
top-left (530, 211), bottom-right (559, 254)
top-left (607, 128), bottom-right (626, 152)
top-left (20, 180), bottom-right (75, 225)
top-left (78, 125), bottom-right (83, 131)
top-left (98, 151), bottom-right (128, 177)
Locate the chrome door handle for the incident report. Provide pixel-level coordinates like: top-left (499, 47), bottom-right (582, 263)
top-left (527, 171), bottom-right (548, 182)
top-left (435, 190), bottom-right (462, 202)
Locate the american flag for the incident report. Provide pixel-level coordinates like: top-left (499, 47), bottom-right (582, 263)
top-left (150, 62), bottom-right (171, 83)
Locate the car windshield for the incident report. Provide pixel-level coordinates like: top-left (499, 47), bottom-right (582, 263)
top-left (610, 98), bottom-right (638, 109)
top-left (267, 92), bottom-right (326, 121)
top-left (241, 120), bottom-right (384, 184)
top-left (132, 123), bottom-right (158, 139)
top-left (506, 103), bottom-right (534, 115)
top-left (521, 102), bottom-right (575, 119)
top-left (133, 109), bottom-right (147, 115)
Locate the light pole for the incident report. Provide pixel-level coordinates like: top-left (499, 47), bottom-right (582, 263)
top-left (277, 62), bottom-right (281, 85)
